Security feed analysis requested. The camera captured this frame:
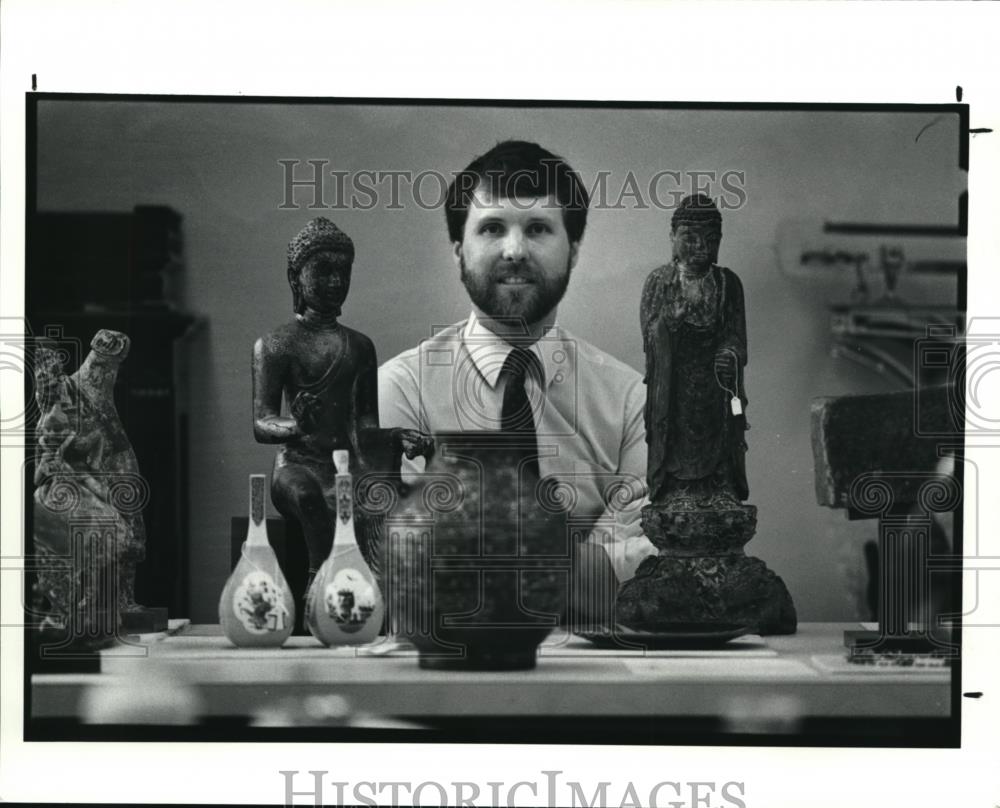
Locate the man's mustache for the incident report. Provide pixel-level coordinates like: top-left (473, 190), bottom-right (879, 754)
top-left (490, 262), bottom-right (538, 281)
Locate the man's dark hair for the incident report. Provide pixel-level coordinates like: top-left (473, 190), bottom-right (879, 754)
top-left (444, 140), bottom-right (590, 244)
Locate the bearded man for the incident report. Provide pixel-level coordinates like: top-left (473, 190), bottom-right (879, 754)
top-left (378, 140), bottom-right (656, 626)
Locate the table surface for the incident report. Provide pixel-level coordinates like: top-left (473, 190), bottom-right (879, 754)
top-left (31, 622), bottom-right (952, 726)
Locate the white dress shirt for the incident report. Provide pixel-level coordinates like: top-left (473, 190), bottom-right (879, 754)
top-left (378, 312), bottom-right (657, 581)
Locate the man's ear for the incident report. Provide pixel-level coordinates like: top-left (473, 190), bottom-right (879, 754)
top-left (568, 240), bottom-right (580, 271)
top-left (451, 240), bottom-right (463, 272)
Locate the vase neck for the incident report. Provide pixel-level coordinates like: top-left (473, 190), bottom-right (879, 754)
top-left (245, 474), bottom-right (270, 546)
top-left (333, 469), bottom-right (358, 548)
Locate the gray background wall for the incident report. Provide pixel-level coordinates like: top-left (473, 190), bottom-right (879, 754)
top-left (35, 102), bottom-right (963, 622)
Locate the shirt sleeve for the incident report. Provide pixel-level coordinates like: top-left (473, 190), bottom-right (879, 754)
top-left (585, 373), bottom-right (658, 582)
top-left (377, 356), bottom-right (427, 480)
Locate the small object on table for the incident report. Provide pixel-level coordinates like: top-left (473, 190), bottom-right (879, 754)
top-left (219, 474), bottom-right (295, 647)
top-left (845, 648), bottom-right (952, 668)
top-left (305, 450), bottom-right (384, 646)
top-left (578, 622), bottom-right (750, 650)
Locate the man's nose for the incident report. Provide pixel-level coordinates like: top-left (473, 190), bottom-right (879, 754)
top-left (501, 229), bottom-right (527, 262)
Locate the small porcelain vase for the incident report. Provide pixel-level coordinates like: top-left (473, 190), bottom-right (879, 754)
top-left (305, 450), bottom-right (384, 646)
top-left (219, 474), bottom-right (294, 647)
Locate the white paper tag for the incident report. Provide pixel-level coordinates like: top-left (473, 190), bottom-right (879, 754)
top-left (731, 396), bottom-right (743, 416)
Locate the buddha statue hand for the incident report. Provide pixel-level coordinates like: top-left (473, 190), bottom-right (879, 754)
top-left (713, 348), bottom-right (738, 391)
top-left (392, 427), bottom-right (435, 461)
top-left (290, 390), bottom-right (323, 434)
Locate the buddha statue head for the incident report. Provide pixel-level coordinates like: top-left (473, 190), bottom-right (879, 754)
top-left (286, 218), bottom-right (356, 317)
top-left (670, 193), bottom-right (723, 273)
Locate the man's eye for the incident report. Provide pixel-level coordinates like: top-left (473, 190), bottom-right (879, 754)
top-left (526, 223), bottom-right (551, 235)
top-left (480, 223), bottom-right (503, 235)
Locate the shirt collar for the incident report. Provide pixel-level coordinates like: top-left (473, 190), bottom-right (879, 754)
top-left (462, 310), bottom-right (564, 390)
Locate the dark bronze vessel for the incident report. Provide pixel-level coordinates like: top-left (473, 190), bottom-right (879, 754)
top-left (384, 432), bottom-right (570, 670)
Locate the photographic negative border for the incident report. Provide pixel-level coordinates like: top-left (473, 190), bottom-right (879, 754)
top-left (20, 92), bottom-right (968, 748)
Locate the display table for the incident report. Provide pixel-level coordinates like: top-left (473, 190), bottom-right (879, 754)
top-left (30, 622), bottom-right (952, 742)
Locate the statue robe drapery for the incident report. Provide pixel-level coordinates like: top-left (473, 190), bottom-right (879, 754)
top-left (640, 263), bottom-right (749, 504)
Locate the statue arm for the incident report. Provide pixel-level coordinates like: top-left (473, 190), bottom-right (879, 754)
top-left (639, 267), bottom-right (663, 444)
top-left (640, 267), bottom-right (673, 450)
top-left (713, 269), bottom-right (748, 395)
top-left (252, 337), bottom-right (301, 444)
top-left (355, 334), bottom-right (380, 434)
top-left (350, 334), bottom-right (387, 471)
top-left (639, 268), bottom-right (663, 381)
top-left (720, 269), bottom-right (748, 368)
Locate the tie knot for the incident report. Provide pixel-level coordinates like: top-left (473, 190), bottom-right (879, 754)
top-left (502, 346), bottom-right (538, 384)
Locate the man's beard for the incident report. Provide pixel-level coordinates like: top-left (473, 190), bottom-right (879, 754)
top-left (459, 254), bottom-right (572, 328)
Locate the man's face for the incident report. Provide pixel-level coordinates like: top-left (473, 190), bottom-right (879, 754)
top-left (670, 223), bottom-right (722, 271)
top-left (454, 187), bottom-right (579, 328)
top-left (299, 251), bottom-right (351, 314)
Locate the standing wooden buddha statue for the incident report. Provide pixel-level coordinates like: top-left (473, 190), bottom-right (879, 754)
top-left (641, 193), bottom-right (749, 509)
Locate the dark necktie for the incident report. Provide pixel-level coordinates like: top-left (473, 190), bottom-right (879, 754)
top-left (500, 346), bottom-right (540, 478)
